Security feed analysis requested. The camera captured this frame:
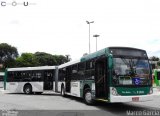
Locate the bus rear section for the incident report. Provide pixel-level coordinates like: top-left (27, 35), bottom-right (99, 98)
top-left (5, 66), bottom-right (56, 94)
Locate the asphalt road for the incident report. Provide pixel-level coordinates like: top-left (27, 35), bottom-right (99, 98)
top-left (0, 89), bottom-right (160, 116)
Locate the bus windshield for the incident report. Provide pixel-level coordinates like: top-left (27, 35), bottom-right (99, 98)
top-left (112, 57), bottom-right (150, 86)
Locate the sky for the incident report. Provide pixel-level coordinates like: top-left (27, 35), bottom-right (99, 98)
top-left (0, 0), bottom-right (160, 60)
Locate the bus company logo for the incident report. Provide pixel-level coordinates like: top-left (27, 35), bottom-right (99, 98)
top-left (0, 1), bottom-right (36, 7)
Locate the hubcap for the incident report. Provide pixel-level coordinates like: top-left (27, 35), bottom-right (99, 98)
top-left (25, 88), bottom-right (30, 93)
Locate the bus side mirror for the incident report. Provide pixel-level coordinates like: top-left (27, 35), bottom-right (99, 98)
top-left (108, 54), bottom-right (113, 69)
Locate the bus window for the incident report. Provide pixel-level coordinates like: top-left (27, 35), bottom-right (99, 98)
top-left (71, 65), bottom-right (78, 80)
top-left (85, 60), bottom-right (95, 80)
top-left (77, 62), bottom-right (85, 80)
top-left (31, 71), bottom-right (42, 82)
top-left (59, 68), bottom-right (66, 81)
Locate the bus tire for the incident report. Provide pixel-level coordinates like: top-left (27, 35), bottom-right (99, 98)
top-left (61, 86), bottom-right (65, 97)
top-left (24, 84), bottom-right (32, 94)
top-left (84, 89), bottom-right (94, 105)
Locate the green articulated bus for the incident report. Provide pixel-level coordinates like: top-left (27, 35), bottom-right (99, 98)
top-left (57, 47), bottom-right (153, 104)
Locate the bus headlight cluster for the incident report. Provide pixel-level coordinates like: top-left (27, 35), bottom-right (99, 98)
top-left (111, 87), bottom-right (119, 96)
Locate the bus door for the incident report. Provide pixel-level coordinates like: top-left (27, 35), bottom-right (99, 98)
top-left (95, 57), bottom-right (108, 99)
top-left (65, 67), bottom-right (71, 93)
top-left (43, 70), bottom-right (54, 90)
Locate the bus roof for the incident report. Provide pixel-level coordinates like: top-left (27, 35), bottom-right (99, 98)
top-left (109, 46), bottom-right (146, 52)
top-left (81, 48), bottom-right (107, 62)
top-left (58, 60), bottom-right (80, 69)
top-left (80, 47), bottom-right (146, 62)
top-left (7, 66), bottom-right (56, 72)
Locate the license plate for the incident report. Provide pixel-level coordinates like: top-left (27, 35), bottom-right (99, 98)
top-left (132, 97), bottom-right (139, 102)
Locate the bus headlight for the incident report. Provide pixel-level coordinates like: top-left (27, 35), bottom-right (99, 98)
top-left (111, 87), bottom-right (119, 96)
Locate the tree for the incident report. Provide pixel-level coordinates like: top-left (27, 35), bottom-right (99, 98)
top-left (157, 61), bottom-right (160, 66)
top-left (34, 52), bottom-right (57, 66)
top-left (0, 43), bottom-right (18, 70)
top-left (150, 56), bottom-right (159, 61)
top-left (16, 53), bottom-right (38, 67)
top-left (15, 52), bottom-right (71, 67)
top-left (54, 55), bottom-right (70, 65)
top-left (0, 43), bottom-right (71, 68)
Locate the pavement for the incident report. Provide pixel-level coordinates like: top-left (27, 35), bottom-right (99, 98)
top-left (0, 87), bottom-right (160, 116)
top-left (153, 87), bottom-right (160, 95)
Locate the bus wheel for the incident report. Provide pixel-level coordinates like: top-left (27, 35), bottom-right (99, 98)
top-left (84, 89), bottom-right (94, 105)
top-left (24, 85), bottom-right (32, 94)
top-left (61, 86), bottom-right (65, 97)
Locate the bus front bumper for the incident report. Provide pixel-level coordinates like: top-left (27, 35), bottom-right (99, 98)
top-left (110, 94), bottom-right (154, 103)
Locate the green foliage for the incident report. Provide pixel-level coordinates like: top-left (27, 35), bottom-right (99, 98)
top-left (16, 53), bottom-right (38, 67)
top-left (0, 43), bottom-right (18, 70)
top-left (0, 43), bottom-right (71, 68)
top-left (15, 52), bottom-right (71, 67)
top-left (150, 56), bottom-right (159, 61)
top-left (34, 52), bottom-right (57, 66)
top-left (54, 55), bottom-right (70, 65)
